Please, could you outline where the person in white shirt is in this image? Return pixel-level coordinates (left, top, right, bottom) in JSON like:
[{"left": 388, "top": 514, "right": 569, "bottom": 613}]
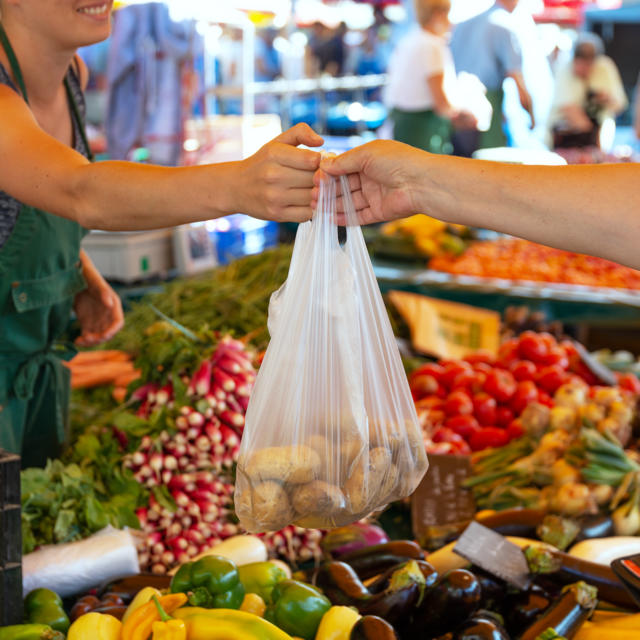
[
  {"left": 384, "top": 0, "right": 476, "bottom": 154},
  {"left": 549, "top": 33, "right": 627, "bottom": 149}
]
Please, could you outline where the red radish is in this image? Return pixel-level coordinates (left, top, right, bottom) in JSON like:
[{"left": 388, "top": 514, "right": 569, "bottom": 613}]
[
  {"left": 224, "top": 394, "right": 244, "bottom": 415},
  {"left": 131, "top": 383, "right": 157, "bottom": 403},
  {"left": 186, "top": 427, "right": 201, "bottom": 441},
  {"left": 195, "top": 435, "right": 211, "bottom": 452},
  {"left": 161, "top": 470, "right": 173, "bottom": 485},
  {"left": 132, "top": 451, "right": 147, "bottom": 467},
  {"left": 151, "top": 564, "right": 167, "bottom": 575},
  {"left": 213, "top": 369, "right": 236, "bottom": 392},
  {"left": 172, "top": 491, "right": 190, "bottom": 508},
  {"left": 156, "top": 382, "right": 173, "bottom": 406},
  {"left": 161, "top": 551, "right": 175, "bottom": 566},
  {"left": 188, "top": 411, "right": 205, "bottom": 428},
  {"left": 175, "top": 416, "right": 189, "bottom": 431},
  {"left": 219, "top": 410, "right": 244, "bottom": 429}
]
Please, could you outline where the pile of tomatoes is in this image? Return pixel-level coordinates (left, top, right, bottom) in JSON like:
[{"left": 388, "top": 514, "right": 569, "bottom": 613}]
[{"left": 410, "top": 331, "right": 637, "bottom": 454}]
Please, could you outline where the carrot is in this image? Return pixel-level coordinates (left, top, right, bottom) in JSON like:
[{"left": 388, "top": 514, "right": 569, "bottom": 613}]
[
  {"left": 112, "top": 386, "right": 128, "bottom": 403},
  {"left": 113, "top": 369, "right": 141, "bottom": 388},
  {"left": 70, "top": 350, "right": 132, "bottom": 366},
  {"left": 70, "top": 361, "right": 136, "bottom": 389}
]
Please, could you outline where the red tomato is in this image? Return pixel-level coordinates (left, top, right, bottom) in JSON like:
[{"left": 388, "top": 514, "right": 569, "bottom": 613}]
[
  {"left": 506, "top": 419, "right": 525, "bottom": 441},
  {"left": 517, "top": 331, "right": 549, "bottom": 363},
  {"left": 472, "top": 362, "right": 493, "bottom": 375},
  {"left": 560, "top": 340, "right": 578, "bottom": 359},
  {"left": 463, "top": 351, "right": 496, "bottom": 366},
  {"left": 432, "top": 427, "right": 467, "bottom": 447},
  {"left": 511, "top": 380, "right": 539, "bottom": 415},
  {"left": 510, "top": 360, "right": 537, "bottom": 382},
  {"left": 496, "top": 406, "right": 515, "bottom": 428},
  {"left": 472, "top": 392, "right": 498, "bottom": 426},
  {"left": 498, "top": 338, "right": 520, "bottom": 367},
  {"left": 536, "top": 365, "right": 567, "bottom": 394},
  {"left": 537, "top": 390, "right": 553, "bottom": 407},
  {"left": 538, "top": 332, "right": 558, "bottom": 350},
  {"left": 410, "top": 363, "right": 445, "bottom": 383},
  {"left": 618, "top": 373, "right": 640, "bottom": 395},
  {"left": 570, "top": 361, "right": 600, "bottom": 386},
  {"left": 469, "top": 427, "right": 510, "bottom": 451},
  {"left": 428, "top": 410, "right": 446, "bottom": 427},
  {"left": 410, "top": 373, "right": 440, "bottom": 399},
  {"left": 483, "top": 369, "right": 517, "bottom": 403},
  {"left": 452, "top": 370, "right": 487, "bottom": 394},
  {"left": 445, "top": 415, "right": 480, "bottom": 440},
  {"left": 440, "top": 362, "right": 473, "bottom": 390},
  {"left": 541, "top": 347, "right": 569, "bottom": 369},
  {"left": 444, "top": 390, "right": 473, "bottom": 417},
  {"left": 414, "top": 396, "right": 445, "bottom": 411}
]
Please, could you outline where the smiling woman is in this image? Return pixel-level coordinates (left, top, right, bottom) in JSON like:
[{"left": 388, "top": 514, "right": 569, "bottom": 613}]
[{"left": 0, "top": 0, "right": 324, "bottom": 467}]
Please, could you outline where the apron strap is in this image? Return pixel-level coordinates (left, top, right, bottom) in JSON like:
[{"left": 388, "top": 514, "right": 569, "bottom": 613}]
[
  {"left": 12, "top": 343, "right": 77, "bottom": 443},
  {"left": 0, "top": 21, "right": 29, "bottom": 101},
  {"left": 64, "top": 75, "right": 94, "bottom": 162}
]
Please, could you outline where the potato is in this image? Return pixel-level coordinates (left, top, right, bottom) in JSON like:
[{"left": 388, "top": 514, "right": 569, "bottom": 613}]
[
  {"left": 343, "top": 447, "right": 393, "bottom": 514},
  {"left": 291, "top": 480, "right": 346, "bottom": 516},
  {"left": 235, "top": 481, "right": 292, "bottom": 530},
  {"left": 245, "top": 445, "right": 321, "bottom": 484}
]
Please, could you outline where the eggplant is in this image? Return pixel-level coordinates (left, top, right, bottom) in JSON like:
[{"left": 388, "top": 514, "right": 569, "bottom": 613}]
[
  {"left": 471, "top": 568, "right": 507, "bottom": 610},
  {"left": 502, "top": 585, "right": 551, "bottom": 637},
  {"left": 573, "top": 514, "right": 614, "bottom": 541},
  {"left": 99, "top": 573, "right": 170, "bottom": 598},
  {"left": 526, "top": 546, "right": 635, "bottom": 608},
  {"left": 350, "top": 615, "right": 398, "bottom": 640},
  {"left": 408, "top": 569, "right": 482, "bottom": 638},
  {"left": 476, "top": 508, "right": 547, "bottom": 539},
  {"left": 313, "top": 560, "right": 426, "bottom": 627},
  {"left": 338, "top": 540, "right": 425, "bottom": 580},
  {"left": 453, "top": 611, "right": 510, "bottom": 640},
  {"left": 520, "top": 581, "right": 598, "bottom": 640},
  {"left": 367, "top": 560, "right": 438, "bottom": 594}
]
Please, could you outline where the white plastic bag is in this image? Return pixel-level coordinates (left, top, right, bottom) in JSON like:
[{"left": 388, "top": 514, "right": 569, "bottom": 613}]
[{"left": 235, "top": 176, "right": 428, "bottom": 532}]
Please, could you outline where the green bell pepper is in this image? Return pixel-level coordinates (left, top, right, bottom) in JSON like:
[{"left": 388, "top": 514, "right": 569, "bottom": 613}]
[
  {"left": 264, "top": 579, "right": 331, "bottom": 640},
  {"left": 0, "top": 624, "right": 64, "bottom": 640},
  {"left": 170, "top": 555, "right": 245, "bottom": 609},
  {"left": 238, "top": 561, "right": 288, "bottom": 605},
  {"left": 23, "top": 589, "right": 69, "bottom": 633}
]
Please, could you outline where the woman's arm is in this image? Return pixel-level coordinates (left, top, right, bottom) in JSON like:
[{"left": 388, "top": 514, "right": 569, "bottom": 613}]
[
  {"left": 427, "top": 73, "right": 456, "bottom": 120},
  {"left": 0, "top": 85, "right": 322, "bottom": 228},
  {"left": 318, "top": 140, "right": 640, "bottom": 270}
]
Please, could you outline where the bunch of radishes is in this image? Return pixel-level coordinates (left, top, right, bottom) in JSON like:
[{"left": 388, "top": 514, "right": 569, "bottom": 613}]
[
  {"left": 260, "top": 526, "right": 324, "bottom": 565},
  {"left": 135, "top": 470, "right": 238, "bottom": 573}
]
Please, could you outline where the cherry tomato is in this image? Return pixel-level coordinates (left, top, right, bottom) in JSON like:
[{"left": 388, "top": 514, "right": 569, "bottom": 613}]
[
  {"left": 618, "top": 373, "right": 640, "bottom": 395},
  {"left": 496, "top": 406, "right": 515, "bottom": 428},
  {"left": 498, "top": 338, "right": 520, "bottom": 367},
  {"left": 510, "top": 360, "right": 537, "bottom": 382},
  {"left": 410, "top": 373, "right": 440, "bottom": 400},
  {"left": 483, "top": 369, "right": 517, "bottom": 403},
  {"left": 541, "top": 346, "right": 570, "bottom": 369},
  {"left": 428, "top": 410, "right": 446, "bottom": 427},
  {"left": 506, "top": 419, "right": 525, "bottom": 441},
  {"left": 511, "top": 380, "right": 539, "bottom": 415},
  {"left": 444, "top": 390, "right": 474, "bottom": 417},
  {"left": 432, "top": 427, "right": 467, "bottom": 446},
  {"left": 536, "top": 364, "right": 567, "bottom": 394},
  {"left": 415, "top": 396, "right": 445, "bottom": 411},
  {"left": 452, "top": 370, "right": 487, "bottom": 394},
  {"left": 537, "top": 390, "right": 554, "bottom": 407},
  {"left": 411, "top": 362, "right": 445, "bottom": 382},
  {"left": 440, "top": 362, "right": 473, "bottom": 390},
  {"left": 517, "top": 331, "right": 549, "bottom": 363},
  {"left": 469, "top": 427, "right": 510, "bottom": 451},
  {"left": 472, "top": 362, "right": 494, "bottom": 375},
  {"left": 472, "top": 392, "right": 498, "bottom": 426},
  {"left": 463, "top": 351, "right": 496, "bottom": 366},
  {"left": 445, "top": 415, "right": 480, "bottom": 441},
  {"left": 571, "top": 361, "right": 600, "bottom": 386}
]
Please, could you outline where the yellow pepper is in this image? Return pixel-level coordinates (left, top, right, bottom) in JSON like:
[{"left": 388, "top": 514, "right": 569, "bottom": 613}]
[
  {"left": 150, "top": 595, "right": 187, "bottom": 640},
  {"left": 240, "top": 593, "right": 267, "bottom": 617},
  {"left": 315, "top": 606, "right": 361, "bottom": 640},
  {"left": 173, "top": 607, "right": 293, "bottom": 640},
  {"left": 575, "top": 621, "right": 640, "bottom": 639},
  {"left": 122, "top": 587, "right": 163, "bottom": 625},
  {"left": 591, "top": 613, "right": 640, "bottom": 629},
  {"left": 121, "top": 592, "right": 188, "bottom": 640},
  {"left": 67, "top": 612, "right": 121, "bottom": 640}
]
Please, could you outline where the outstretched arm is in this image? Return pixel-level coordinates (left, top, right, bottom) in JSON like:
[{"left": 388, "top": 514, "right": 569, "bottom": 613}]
[{"left": 317, "top": 140, "right": 640, "bottom": 270}]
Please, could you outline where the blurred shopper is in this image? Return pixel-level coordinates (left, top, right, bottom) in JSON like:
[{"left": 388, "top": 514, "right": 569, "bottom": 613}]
[
  {"left": 450, "top": 0, "right": 534, "bottom": 153},
  {"left": 255, "top": 28, "right": 280, "bottom": 82},
  {"left": 385, "top": 0, "right": 477, "bottom": 155},
  {"left": 309, "top": 21, "right": 347, "bottom": 77},
  {"left": 549, "top": 33, "right": 627, "bottom": 150},
  {"left": 634, "top": 72, "right": 640, "bottom": 141}
]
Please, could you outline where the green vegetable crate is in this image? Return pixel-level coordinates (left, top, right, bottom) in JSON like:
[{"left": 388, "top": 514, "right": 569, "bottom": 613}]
[{"left": 0, "top": 449, "right": 22, "bottom": 626}]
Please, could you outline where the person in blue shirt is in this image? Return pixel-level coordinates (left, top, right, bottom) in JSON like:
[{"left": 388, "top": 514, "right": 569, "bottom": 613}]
[{"left": 450, "top": 0, "right": 534, "bottom": 153}]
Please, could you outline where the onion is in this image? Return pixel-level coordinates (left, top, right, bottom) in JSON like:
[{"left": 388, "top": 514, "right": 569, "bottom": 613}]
[{"left": 321, "top": 522, "right": 389, "bottom": 557}]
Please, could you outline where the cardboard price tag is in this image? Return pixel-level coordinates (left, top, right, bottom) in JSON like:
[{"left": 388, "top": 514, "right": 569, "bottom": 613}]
[
  {"left": 389, "top": 291, "right": 500, "bottom": 360},
  {"left": 411, "top": 453, "right": 476, "bottom": 546}
]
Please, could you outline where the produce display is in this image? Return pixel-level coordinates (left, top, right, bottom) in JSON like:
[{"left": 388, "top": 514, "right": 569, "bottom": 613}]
[
  {"left": 429, "top": 237, "right": 640, "bottom": 289},
  {"left": 408, "top": 331, "right": 632, "bottom": 454}
]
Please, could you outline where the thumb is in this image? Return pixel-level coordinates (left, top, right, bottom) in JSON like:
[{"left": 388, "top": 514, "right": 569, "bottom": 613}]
[
  {"left": 320, "top": 147, "right": 364, "bottom": 176},
  {"left": 100, "top": 287, "right": 114, "bottom": 308},
  {"left": 275, "top": 123, "right": 323, "bottom": 148}
]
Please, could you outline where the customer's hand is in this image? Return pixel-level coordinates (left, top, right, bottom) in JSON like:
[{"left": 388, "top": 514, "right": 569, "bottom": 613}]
[
  {"left": 235, "top": 123, "right": 323, "bottom": 222},
  {"left": 313, "top": 140, "right": 426, "bottom": 224}
]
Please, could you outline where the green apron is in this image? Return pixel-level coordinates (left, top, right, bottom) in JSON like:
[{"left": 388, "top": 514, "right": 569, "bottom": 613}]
[
  {"left": 390, "top": 108, "right": 453, "bottom": 155},
  {"left": 0, "top": 24, "right": 92, "bottom": 468},
  {"left": 478, "top": 88, "right": 506, "bottom": 150}
]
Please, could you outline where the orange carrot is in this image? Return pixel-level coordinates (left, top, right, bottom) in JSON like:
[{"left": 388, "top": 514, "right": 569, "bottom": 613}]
[
  {"left": 70, "top": 361, "right": 136, "bottom": 389},
  {"left": 70, "top": 350, "right": 132, "bottom": 366},
  {"left": 113, "top": 369, "right": 141, "bottom": 388},
  {"left": 112, "top": 386, "right": 128, "bottom": 403}
]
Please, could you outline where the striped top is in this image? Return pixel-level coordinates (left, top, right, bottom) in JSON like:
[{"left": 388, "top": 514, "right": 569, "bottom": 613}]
[{"left": 0, "top": 61, "right": 89, "bottom": 248}]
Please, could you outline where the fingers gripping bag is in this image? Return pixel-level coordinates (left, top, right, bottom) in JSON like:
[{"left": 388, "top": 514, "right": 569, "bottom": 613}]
[{"left": 235, "top": 176, "right": 428, "bottom": 532}]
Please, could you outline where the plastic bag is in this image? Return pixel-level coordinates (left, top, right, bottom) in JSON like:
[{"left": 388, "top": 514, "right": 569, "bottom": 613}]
[{"left": 235, "top": 176, "right": 428, "bottom": 532}]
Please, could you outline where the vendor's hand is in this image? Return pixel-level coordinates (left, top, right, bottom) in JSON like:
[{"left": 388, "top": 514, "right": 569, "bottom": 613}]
[
  {"left": 313, "top": 140, "right": 426, "bottom": 225},
  {"left": 452, "top": 110, "right": 478, "bottom": 131},
  {"left": 235, "top": 123, "right": 323, "bottom": 223},
  {"left": 74, "top": 257, "right": 124, "bottom": 347}
]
